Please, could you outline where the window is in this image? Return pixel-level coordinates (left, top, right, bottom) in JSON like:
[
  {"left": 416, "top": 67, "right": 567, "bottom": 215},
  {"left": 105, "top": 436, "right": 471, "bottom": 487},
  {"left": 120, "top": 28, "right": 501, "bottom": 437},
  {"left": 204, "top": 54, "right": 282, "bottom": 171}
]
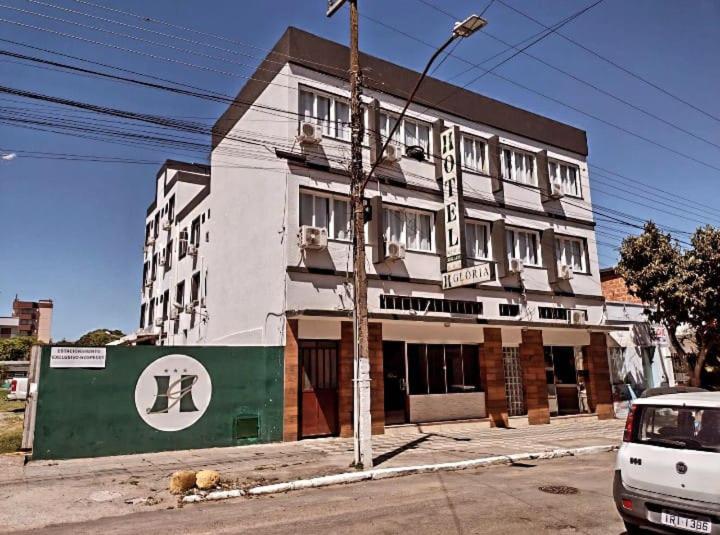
[
  {"left": 501, "top": 147, "right": 536, "bottom": 185},
  {"left": 549, "top": 161, "right": 580, "bottom": 197},
  {"left": 190, "top": 217, "right": 201, "bottom": 248},
  {"left": 148, "top": 298, "right": 155, "bottom": 324},
  {"left": 175, "top": 281, "right": 185, "bottom": 307},
  {"left": 539, "top": 307, "right": 569, "bottom": 321},
  {"left": 142, "top": 261, "right": 149, "bottom": 286},
  {"left": 139, "top": 303, "right": 146, "bottom": 328},
  {"left": 162, "top": 290, "right": 169, "bottom": 320},
  {"left": 299, "top": 191, "right": 351, "bottom": 240},
  {"left": 379, "top": 113, "right": 431, "bottom": 156},
  {"left": 556, "top": 236, "right": 586, "bottom": 272},
  {"left": 165, "top": 239, "right": 173, "bottom": 270},
  {"left": 167, "top": 195, "right": 175, "bottom": 222},
  {"left": 179, "top": 229, "right": 188, "bottom": 259},
  {"left": 499, "top": 303, "right": 520, "bottom": 317},
  {"left": 634, "top": 406, "right": 720, "bottom": 451},
  {"left": 191, "top": 272, "right": 200, "bottom": 303},
  {"left": 299, "top": 88, "right": 351, "bottom": 141},
  {"left": 151, "top": 253, "right": 157, "bottom": 280},
  {"left": 465, "top": 221, "right": 491, "bottom": 259},
  {"left": 506, "top": 228, "right": 540, "bottom": 266},
  {"left": 407, "top": 344, "right": 481, "bottom": 395},
  {"left": 462, "top": 136, "right": 486, "bottom": 173},
  {"left": 384, "top": 206, "right": 434, "bottom": 252},
  {"left": 153, "top": 212, "right": 160, "bottom": 238},
  {"left": 380, "top": 295, "right": 483, "bottom": 315}
]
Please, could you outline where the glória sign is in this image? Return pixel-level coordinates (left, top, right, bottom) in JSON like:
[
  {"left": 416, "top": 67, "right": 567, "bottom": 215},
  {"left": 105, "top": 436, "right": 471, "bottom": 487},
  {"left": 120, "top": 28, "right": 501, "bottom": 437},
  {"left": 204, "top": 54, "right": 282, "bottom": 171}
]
[{"left": 442, "top": 263, "right": 492, "bottom": 290}]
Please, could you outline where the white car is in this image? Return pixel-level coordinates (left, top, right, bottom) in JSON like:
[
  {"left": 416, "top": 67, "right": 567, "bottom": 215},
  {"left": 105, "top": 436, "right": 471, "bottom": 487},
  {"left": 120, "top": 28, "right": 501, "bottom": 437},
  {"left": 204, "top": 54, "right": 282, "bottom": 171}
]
[{"left": 614, "top": 392, "right": 720, "bottom": 534}]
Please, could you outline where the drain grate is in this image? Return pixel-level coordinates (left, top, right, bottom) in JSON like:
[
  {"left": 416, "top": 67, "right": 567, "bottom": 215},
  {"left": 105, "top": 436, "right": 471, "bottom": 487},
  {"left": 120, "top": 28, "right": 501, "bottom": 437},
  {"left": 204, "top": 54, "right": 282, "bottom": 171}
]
[{"left": 539, "top": 485, "right": 579, "bottom": 495}]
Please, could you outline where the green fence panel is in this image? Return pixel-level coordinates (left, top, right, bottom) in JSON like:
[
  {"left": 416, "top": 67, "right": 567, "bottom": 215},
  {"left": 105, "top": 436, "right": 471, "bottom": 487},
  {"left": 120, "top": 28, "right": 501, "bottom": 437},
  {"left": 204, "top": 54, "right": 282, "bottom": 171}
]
[{"left": 32, "top": 345, "right": 284, "bottom": 460}]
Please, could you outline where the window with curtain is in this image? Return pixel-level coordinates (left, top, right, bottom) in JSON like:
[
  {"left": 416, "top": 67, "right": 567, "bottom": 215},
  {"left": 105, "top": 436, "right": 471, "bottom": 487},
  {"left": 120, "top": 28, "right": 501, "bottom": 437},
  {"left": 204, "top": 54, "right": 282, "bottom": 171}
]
[
  {"left": 299, "top": 88, "right": 351, "bottom": 140},
  {"left": 549, "top": 161, "right": 581, "bottom": 197},
  {"left": 465, "top": 221, "right": 491, "bottom": 259},
  {"left": 299, "top": 191, "right": 350, "bottom": 241},
  {"left": 461, "top": 136, "right": 486, "bottom": 173},
  {"left": 506, "top": 228, "right": 540, "bottom": 265},
  {"left": 501, "top": 147, "right": 537, "bottom": 185},
  {"left": 556, "top": 236, "right": 586, "bottom": 272},
  {"left": 383, "top": 206, "right": 434, "bottom": 252},
  {"left": 379, "top": 113, "right": 431, "bottom": 156}
]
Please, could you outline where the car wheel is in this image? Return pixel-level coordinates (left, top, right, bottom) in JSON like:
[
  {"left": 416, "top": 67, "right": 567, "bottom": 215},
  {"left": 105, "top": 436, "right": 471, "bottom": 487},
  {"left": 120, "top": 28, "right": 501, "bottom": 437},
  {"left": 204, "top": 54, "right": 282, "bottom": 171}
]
[{"left": 624, "top": 521, "right": 644, "bottom": 534}]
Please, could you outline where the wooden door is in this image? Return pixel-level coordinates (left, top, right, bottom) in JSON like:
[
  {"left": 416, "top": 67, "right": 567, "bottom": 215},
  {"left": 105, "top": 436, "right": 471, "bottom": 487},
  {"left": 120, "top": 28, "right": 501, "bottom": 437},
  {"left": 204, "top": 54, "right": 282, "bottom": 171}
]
[{"left": 300, "top": 341, "right": 339, "bottom": 438}]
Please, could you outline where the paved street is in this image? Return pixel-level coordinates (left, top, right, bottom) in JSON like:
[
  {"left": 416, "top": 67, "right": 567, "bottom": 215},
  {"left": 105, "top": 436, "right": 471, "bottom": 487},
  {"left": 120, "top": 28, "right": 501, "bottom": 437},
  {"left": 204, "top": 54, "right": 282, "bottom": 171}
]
[
  {"left": 0, "top": 416, "right": 623, "bottom": 532},
  {"left": 12, "top": 452, "right": 625, "bottom": 534}
]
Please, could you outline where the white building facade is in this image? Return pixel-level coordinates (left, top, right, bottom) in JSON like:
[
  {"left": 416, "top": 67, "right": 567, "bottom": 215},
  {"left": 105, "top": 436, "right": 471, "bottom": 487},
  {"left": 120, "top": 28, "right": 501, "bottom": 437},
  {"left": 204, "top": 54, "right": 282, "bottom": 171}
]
[{"left": 140, "top": 28, "right": 618, "bottom": 440}]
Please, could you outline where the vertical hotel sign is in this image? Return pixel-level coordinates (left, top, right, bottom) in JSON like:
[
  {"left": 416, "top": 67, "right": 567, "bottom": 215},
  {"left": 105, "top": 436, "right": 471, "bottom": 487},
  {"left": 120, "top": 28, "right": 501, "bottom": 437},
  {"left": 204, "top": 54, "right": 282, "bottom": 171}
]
[{"left": 441, "top": 126, "right": 465, "bottom": 271}]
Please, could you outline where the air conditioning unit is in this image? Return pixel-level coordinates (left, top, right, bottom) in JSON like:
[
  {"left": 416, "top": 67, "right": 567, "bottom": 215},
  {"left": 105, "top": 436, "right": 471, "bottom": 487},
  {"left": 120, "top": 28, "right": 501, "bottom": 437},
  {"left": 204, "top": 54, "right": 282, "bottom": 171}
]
[
  {"left": 145, "top": 237, "right": 156, "bottom": 247},
  {"left": 144, "top": 280, "right": 153, "bottom": 288},
  {"left": 385, "top": 241, "right": 406, "bottom": 261},
  {"left": 382, "top": 143, "right": 402, "bottom": 163},
  {"left": 188, "top": 244, "right": 199, "bottom": 257},
  {"left": 154, "top": 318, "right": 163, "bottom": 327},
  {"left": 558, "top": 264, "right": 574, "bottom": 280},
  {"left": 569, "top": 310, "right": 586, "bottom": 325},
  {"left": 509, "top": 258, "right": 524, "bottom": 273},
  {"left": 184, "top": 304, "right": 194, "bottom": 315},
  {"left": 296, "top": 121, "right": 323, "bottom": 144},
  {"left": 162, "top": 219, "right": 172, "bottom": 231},
  {"left": 298, "top": 225, "right": 328, "bottom": 250},
  {"left": 158, "top": 257, "right": 166, "bottom": 267},
  {"left": 169, "top": 308, "right": 179, "bottom": 321},
  {"left": 549, "top": 180, "right": 564, "bottom": 199}
]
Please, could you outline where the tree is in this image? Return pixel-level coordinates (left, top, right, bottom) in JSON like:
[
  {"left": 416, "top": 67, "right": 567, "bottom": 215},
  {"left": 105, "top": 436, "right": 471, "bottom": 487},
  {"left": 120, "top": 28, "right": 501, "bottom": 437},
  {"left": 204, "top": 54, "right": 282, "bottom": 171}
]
[
  {"left": 74, "top": 329, "right": 125, "bottom": 347},
  {"left": 618, "top": 222, "right": 720, "bottom": 387},
  {"left": 0, "top": 336, "right": 38, "bottom": 361}
]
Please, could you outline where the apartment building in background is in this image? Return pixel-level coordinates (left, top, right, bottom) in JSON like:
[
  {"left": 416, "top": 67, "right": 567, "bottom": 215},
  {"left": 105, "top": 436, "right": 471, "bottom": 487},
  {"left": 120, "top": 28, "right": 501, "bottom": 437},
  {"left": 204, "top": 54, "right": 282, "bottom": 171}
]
[
  {"left": 139, "top": 27, "right": 618, "bottom": 440},
  {"left": 0, "top": 316, "right": 19, "bottom": 339},
  {"left": 9, "top": 297, "right": 53, "bottom": 343}
]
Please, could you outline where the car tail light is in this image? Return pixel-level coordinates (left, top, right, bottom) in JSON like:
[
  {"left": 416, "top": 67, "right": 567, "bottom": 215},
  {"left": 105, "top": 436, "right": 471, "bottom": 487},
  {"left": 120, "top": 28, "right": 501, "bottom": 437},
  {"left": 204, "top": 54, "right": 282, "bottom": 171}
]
[
  {"left": 623, "top": 404, "right": 638, "bottom": 442},
  {"left": 9, "top": 379, "right": 17, "bottom": 393},
  {"left": 621, "top": 498, "right": 633, "bottom": 511}
]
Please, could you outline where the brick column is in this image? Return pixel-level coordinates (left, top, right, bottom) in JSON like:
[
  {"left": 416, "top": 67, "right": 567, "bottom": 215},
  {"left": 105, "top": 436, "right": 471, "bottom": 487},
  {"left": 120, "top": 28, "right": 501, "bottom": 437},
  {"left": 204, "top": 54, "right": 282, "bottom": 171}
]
[
  {"left": 586, "top": 332, "right": 614, "bottom": 420},
  {"left": 479, "top": 328, "right": 509, "bottom": 427},
  {"left": 339, "top": 321, "right": 385, "bottom": 437},
  {"left": 520, "top": 329, "right": 550, "bottom": 425},
  {"left": 369, "top": 322, "right": 385, "bottom": 435},
  {"left": 283, "top": 319, "right": 300, "bottom": 441}
]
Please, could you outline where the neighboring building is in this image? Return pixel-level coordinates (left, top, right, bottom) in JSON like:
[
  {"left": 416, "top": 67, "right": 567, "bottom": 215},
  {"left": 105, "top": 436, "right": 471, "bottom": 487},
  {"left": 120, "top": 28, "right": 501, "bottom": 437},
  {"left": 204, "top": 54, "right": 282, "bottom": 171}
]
[
  {"left": 11, "top": 297, "right": 53, "bottom": 343},
  {"left": 600, "top": 267, "right": 677, "bottom": 417},
  {"left": 140, "top": 27, "right": 618, "bottom": 440},
  {"left": 138, "top": 160, "right": 210, "bottom": 345},
  {"left": 0, "top": 316, "right": 19, "bottom": 339}
]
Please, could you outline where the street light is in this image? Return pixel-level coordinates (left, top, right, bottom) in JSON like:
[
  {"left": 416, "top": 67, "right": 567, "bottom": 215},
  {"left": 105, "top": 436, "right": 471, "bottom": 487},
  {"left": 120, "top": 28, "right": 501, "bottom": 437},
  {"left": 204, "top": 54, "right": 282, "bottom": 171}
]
[{"left": 363, "top": 14, "right": 487, "bottom": 187}]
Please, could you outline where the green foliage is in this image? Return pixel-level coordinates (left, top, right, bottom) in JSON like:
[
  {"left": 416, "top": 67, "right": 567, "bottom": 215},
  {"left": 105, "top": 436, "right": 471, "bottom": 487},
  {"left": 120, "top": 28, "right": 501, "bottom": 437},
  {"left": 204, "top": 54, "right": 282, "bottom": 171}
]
[
  {"left": 74, "top": 329, "right": 125, "bottom": 347},
  {"left": 0, "top": 336, "right": 38, "bottom": 361},
  {"left": 618, "top": 222, "right": 720, "bottom": 387}
]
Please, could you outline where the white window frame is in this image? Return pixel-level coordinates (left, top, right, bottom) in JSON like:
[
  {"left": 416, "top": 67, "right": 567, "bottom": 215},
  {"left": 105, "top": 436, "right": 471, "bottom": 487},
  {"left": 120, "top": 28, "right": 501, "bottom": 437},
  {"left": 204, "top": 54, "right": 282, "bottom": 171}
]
[
  {"left": 379, "top": 112, "right": 432, "bottom": 158},
  {"left": 461, "top": 135, "right": 487, "bottom": 174},
  {"left": 501, "top": 146, "right": 537, "bottom": 186},
  {"left": 298, "top": 87, "right": 351, "bottom": 141},
  {"left": 465, "top": 220, "right": 492, "bottom": 260},
  {"left": 384, "top": 206, "right": 435, "bottom": 253},
  {"left": 506, "top": 227, "right": 541, "bottom": 267},
  {"left": 555, "top": 235, "right": 587, "bottom": 273},
  {"left": 549, "top": 160, "right": 581, "bottom": 197},
  {"left": 299, "top": 190, "right": 351, "bottom": 241}
]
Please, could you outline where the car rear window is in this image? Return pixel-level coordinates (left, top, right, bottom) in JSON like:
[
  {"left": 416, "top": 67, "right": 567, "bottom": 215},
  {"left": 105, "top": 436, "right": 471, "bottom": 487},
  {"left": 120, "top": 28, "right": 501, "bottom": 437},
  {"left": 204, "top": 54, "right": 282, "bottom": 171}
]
[{"left": 635, "top": 405, "right": 720, "bottom": 452}]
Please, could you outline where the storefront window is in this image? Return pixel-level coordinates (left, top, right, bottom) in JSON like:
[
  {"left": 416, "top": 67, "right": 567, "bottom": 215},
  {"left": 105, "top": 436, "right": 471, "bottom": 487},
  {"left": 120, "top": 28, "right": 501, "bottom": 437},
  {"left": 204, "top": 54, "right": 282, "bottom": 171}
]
[{"left": 407, "top": 344, "right": 481, "bottom": 395}]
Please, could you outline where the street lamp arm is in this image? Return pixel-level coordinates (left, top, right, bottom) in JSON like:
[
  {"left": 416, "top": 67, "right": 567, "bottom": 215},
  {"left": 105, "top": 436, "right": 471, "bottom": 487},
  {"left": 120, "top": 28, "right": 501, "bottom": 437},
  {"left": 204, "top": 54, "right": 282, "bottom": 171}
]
[{"left": 361, "top": 33, "right": 457, "bottom": 190}]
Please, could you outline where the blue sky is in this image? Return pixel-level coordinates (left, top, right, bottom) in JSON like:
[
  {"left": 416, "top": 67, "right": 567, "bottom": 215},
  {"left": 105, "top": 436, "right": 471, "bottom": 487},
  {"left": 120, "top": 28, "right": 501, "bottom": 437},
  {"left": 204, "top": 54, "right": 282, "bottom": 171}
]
[{"left": 1, "top": 0, "right": 718, "bottom": 341}]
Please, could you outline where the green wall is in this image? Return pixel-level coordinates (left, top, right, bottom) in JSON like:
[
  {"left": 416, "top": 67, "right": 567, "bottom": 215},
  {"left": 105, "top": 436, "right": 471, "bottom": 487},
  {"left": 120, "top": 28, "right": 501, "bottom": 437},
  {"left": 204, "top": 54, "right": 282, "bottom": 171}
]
[{"left": 32, "top": 346, "right": 284, "bottom": 460}]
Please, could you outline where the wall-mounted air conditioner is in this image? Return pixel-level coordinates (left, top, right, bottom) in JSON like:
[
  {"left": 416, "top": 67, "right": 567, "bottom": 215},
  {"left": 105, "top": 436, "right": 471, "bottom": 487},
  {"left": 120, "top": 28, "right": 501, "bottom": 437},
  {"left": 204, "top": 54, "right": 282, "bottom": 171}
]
[
  {"left": 385, "top": 241, "right": 406, "bottom": 261},
  {"left": 162, "top": 219, "right": 172, "bottom": 231},
  {"left": 188, "top": 244, "right": 198, "bottom": 257},
  {"left": 145, "top": 237, "right": 156, "bottom": 247},
  {"left": 549, "top": 180, "right": 564, "bottom": 200},
  {"left": 154, "top": 318, "right": 163, "bottom": 327},
  {"left": 184, "top": 304, "right": 194, "bottom": 315},
  {"left": 569, "top": 310, "right": 586, "bottom": 325},
  {"left": 509, "top": 258, "right": 524, "bottom": 273},
  {"left": 169, "top": 308, "right": 179, "bottom": 321},
  {"left": 298, "top": 225, "right": 328, "bottom": 250},
  {"left": 158, "top": 257, "right": 166, "bottom": 267},
  {"left": 558, "top": 264, "right": 574, "bottom": 280},
  {"left": 382, "top": 143, "right": 402, "bottom": 163},
  {"left": 296, "top": 121, "right": 323, "bottom": 144}
]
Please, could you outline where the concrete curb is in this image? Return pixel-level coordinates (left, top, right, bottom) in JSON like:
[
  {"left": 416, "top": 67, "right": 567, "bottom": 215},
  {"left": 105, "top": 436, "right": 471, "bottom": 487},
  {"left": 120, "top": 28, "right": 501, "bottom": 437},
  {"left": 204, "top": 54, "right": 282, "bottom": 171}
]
[{"left": 182, "top": 444, "right": 618, "bottom": 504}]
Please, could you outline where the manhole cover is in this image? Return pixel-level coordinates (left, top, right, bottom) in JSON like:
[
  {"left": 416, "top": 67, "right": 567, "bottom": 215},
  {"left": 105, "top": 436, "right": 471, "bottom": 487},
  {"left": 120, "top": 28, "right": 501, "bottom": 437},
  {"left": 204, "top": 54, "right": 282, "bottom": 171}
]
[{"left": 538, "top": 485, "right": 579, "bottom": 495}]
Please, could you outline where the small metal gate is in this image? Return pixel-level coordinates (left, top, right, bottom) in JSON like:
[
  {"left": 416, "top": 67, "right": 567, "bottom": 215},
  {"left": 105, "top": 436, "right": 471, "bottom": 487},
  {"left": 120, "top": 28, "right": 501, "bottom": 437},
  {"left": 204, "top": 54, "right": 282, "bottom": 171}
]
[{"left": 503, "top": 347, "right": 526, "bottom": 416}]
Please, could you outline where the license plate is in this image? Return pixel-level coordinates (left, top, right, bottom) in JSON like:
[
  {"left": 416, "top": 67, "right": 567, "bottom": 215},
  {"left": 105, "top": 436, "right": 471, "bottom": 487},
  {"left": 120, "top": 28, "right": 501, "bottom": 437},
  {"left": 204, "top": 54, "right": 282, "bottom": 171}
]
[{"left": 661, "top": 511, "right": 712, "bottom": 534}]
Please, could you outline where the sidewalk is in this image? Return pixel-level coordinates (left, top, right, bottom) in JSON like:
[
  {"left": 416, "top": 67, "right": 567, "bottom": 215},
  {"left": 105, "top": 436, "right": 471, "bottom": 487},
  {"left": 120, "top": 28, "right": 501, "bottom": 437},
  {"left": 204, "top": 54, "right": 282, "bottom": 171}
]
[{"left": 0, "top": 416, "right": 623, "bottom": 532}]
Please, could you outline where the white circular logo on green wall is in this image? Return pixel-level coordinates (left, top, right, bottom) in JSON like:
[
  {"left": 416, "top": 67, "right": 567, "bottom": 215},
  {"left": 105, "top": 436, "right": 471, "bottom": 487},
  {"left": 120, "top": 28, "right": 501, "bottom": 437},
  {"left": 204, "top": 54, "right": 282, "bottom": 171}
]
[{"left": 135, "top": 354, "right": 212, "bottom": 432}]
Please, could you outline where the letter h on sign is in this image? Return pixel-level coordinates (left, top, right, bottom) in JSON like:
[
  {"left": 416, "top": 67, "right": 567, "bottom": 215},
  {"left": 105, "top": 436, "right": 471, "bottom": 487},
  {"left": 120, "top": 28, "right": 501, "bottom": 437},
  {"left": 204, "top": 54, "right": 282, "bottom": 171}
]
[{"left": 440, "top": 126, "right": 466, "bottom": 271}]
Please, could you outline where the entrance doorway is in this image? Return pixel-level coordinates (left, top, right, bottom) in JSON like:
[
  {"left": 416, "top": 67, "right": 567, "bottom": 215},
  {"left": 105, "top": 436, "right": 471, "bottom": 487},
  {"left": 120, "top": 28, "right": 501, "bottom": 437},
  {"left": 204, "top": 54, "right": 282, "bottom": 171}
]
[
  {"left": 545, "top": 346, "right": 581, "bottom": 415},
  {"left": 300, "top": 341, "right": 338, "bottom": 438},
  {"left": 383, "top": 342, "right": 407, "bottom": 424},
  {"left": 503, "top": 347, "right": 526, "bottom": 416}
]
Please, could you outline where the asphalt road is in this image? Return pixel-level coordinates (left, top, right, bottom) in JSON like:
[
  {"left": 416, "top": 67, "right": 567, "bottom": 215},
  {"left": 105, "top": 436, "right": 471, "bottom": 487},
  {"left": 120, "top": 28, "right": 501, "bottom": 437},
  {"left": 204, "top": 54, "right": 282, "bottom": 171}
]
[{"left": 14, "top": 452, "right": 627, "bottom": 535}]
